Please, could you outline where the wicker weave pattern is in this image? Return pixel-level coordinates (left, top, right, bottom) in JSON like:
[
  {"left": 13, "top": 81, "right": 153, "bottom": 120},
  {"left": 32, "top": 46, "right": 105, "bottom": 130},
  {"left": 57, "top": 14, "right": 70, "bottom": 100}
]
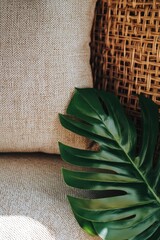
[{"left": 91, "top": 0, "right": 160, "bottom": 117}]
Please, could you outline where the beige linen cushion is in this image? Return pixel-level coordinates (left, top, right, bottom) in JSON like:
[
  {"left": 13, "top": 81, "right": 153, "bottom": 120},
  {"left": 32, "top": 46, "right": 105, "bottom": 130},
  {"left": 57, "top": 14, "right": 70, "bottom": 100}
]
[
  {"left": 0, "top": 0, "right": 96, "bottom": 153},
  {"left": 0, "top": 153, "right": 99, "bottom": 240}
]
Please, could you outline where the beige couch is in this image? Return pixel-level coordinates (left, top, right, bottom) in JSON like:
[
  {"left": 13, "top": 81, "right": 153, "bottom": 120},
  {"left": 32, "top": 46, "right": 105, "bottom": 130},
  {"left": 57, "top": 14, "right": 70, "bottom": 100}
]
[
  {"left": 0, "top": 153, "right": 99, "bottom": 240},
  {"left": 0, "top": 0, "right": 99, "bottom": 239}
]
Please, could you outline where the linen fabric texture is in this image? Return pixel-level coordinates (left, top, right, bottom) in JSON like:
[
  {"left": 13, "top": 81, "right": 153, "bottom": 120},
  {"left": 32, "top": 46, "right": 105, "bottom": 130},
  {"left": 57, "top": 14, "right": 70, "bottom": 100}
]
[
  {"left": 0, "top": 153, "right": 99, "bottom": 240},
  {"left": 0, "top": 0, "right": 96, "bottom": 153}
]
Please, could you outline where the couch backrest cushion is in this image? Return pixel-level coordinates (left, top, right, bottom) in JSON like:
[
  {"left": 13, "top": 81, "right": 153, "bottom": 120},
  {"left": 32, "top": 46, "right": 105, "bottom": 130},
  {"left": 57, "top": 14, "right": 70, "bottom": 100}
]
[{"left": 0, "top": 0, "right": 96, "bottom": 153}]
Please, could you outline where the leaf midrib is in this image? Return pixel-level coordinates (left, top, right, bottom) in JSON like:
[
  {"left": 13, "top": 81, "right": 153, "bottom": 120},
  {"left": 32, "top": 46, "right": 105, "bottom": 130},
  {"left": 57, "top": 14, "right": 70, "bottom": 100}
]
[
  {"left": 122, "top": 149, "right": 160, "bottom": 206},
  {"left": 100, "top": 116, "right": 160, "bottom": 206},
  {"left": 77, "top": 92, "right": 160, "bottom": 206}
]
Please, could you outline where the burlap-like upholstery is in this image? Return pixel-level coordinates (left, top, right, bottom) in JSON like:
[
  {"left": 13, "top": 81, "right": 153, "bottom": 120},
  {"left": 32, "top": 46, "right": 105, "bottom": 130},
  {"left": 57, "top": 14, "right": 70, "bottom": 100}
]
[
  {"left": 0, "top": 153, "right": 99, "bottom": 240},
  {"left": 0, "top": 0, "right": 96, "bottom": 153}
]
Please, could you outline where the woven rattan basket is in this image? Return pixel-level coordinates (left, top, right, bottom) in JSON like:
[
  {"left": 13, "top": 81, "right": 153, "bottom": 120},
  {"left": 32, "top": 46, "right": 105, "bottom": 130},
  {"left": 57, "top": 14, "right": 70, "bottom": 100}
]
[{"left": 91, "top": 0, "right": 160, "bottom": 157}]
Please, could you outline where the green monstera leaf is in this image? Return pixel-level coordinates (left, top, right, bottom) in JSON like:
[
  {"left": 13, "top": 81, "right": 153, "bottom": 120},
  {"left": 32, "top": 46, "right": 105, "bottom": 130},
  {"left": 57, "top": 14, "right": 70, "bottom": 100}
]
[{"left": 59, "top": 88, "right": 160, "bottom": 240}]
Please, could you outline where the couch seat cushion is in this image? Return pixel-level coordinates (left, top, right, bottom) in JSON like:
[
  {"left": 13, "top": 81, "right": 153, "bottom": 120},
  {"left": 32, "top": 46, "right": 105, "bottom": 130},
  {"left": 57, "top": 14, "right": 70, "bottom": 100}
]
[{"left": 0, "top": 153, "right": 99, "bottom": 240}]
